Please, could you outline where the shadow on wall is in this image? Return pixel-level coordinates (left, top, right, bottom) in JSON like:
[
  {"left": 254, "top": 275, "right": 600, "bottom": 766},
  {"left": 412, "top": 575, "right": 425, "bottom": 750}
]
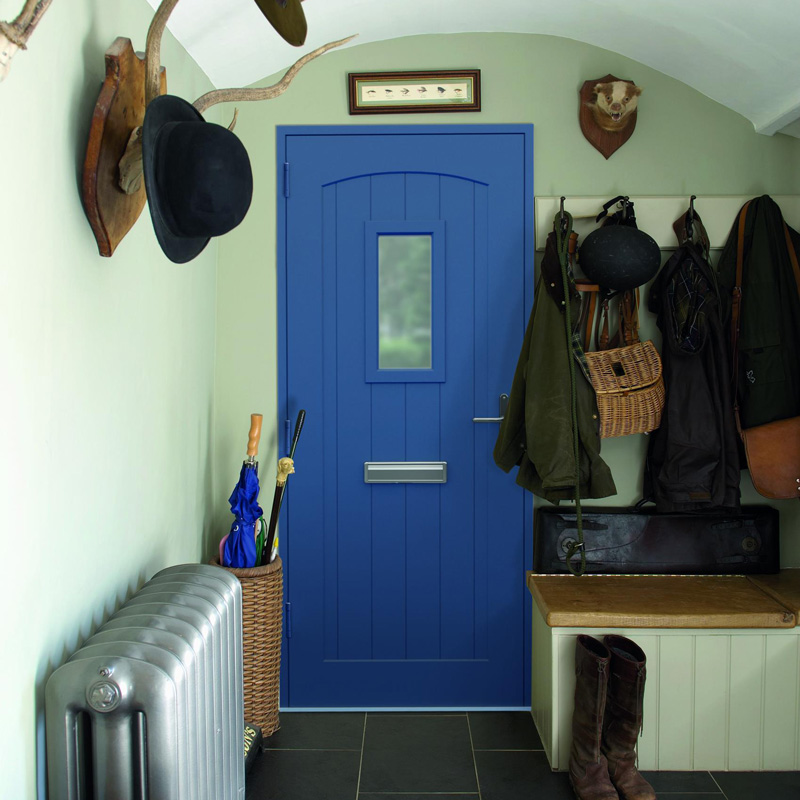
[
  {"left": 73, "top": 1, "right": 107, "bottom": 192},
  {"left": 35, "top": 564, "right": 151, "bottom": 799}
]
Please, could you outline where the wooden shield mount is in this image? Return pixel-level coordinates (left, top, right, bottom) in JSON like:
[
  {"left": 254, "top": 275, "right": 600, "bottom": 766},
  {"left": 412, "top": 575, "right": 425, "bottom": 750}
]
[
  {"left": 82, "top": 38, "right": 166, "bottom": 258},
  {"left": 579, "top": 74, "right": 638, "bottom": 160}
]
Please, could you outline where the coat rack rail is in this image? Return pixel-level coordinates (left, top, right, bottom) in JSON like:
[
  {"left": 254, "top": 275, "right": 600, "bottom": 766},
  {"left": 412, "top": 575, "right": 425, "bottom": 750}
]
[{"left": 535, "top": 195, "right": 800, "bottom": 251}]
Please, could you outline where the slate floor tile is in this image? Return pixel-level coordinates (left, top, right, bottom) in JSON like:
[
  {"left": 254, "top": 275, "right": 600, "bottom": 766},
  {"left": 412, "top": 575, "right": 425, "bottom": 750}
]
[
  {"left": 645, "top": 795, "right": 722, "bottom": 799},
  {"left": 468, "top": 711, "right": 543, "bottom": 750},
  {"left": 359, "top": 713, "right": 478, "bottom": 793},
  {"left": 474, "top": 750, "right": 573, "bottom": 800},
  {"left": 246, "top": 749, "right": 361, "bottom": 800},
  {"left": 640, "top": 770, "right": 720, "bottom": 793},
  {"left": 711, "top": 770, "right": 800, "bottom": 800},
  {"left": 263, "top": 711, "right": 365, "bottom": 750}
]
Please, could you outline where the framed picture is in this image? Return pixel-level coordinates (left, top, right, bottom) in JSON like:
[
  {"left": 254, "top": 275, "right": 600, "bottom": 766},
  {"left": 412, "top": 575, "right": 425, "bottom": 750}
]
[{"left": 348, "top": 70, "right": 481, "bottom": 115}]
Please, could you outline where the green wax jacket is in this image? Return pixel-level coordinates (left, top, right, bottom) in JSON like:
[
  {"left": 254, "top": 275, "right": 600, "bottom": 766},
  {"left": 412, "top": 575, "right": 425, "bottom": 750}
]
[
  {"left": 717, "top": 195, "right": 800, "bottom": 429},
  {"left": 493, "top": 235, "right": 617, "bottom": 502}
]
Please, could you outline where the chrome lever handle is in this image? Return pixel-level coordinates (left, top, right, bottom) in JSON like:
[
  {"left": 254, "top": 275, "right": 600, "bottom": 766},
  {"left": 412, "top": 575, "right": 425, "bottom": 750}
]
[{"left": 472, "top": 393, "right": 508, "bottom": 423}]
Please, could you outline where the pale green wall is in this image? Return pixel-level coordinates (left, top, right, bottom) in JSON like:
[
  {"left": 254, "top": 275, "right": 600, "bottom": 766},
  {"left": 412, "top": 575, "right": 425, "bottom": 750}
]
[
  {"left": 0, "top": 1, "right": 220, "bottom": 796},
  {"left": 216, "top": 32, "right": 800, "bottom": 567}
]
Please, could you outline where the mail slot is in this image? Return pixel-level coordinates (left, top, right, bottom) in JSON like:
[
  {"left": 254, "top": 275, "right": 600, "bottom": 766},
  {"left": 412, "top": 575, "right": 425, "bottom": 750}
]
[{"left": 364, "top": 462, "right": 447, "bottom": 484}]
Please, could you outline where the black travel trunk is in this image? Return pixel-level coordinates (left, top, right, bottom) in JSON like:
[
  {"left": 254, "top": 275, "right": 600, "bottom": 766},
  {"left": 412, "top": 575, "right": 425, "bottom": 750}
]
[{"left": 534, "top": 506, "right": 779, "bottom": 574}]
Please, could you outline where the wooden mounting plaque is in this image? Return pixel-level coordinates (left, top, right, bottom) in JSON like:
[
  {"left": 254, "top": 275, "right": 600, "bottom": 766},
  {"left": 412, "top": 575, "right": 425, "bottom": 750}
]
[
  {"left": 82, "top": 37, "right": 166, "bottom": 257},
  {"left": 579, "top": 73, "right": 637, "bottom": 160}
]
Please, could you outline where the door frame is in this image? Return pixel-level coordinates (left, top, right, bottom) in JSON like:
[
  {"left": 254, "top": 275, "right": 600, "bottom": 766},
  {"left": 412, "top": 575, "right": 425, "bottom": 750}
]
[{"left": 276, "top": 124, "right": 535, "bottom": 709}]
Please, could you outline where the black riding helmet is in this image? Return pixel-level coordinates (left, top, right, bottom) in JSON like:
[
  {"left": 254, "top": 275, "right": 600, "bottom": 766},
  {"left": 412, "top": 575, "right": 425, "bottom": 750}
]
[{"left": 579, "top": 223, "right": 661, "bottom": 291}]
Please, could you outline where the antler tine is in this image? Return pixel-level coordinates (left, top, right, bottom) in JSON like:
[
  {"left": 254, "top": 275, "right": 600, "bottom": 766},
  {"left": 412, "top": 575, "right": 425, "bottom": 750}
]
[
  {"left": 192, "top": 34, "right": 357, "bottom": 114},
  {"left": 145, "top": 0, "right": 180, "bottom": 106},
  {"left": 1, "top": 0, "right": 52, "bottom": 48}
]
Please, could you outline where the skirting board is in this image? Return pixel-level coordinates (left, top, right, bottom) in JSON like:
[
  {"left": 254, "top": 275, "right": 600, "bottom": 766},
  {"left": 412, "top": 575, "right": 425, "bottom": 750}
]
[{"left": 535, "top": 195, "right": 800, "bottom": 251}]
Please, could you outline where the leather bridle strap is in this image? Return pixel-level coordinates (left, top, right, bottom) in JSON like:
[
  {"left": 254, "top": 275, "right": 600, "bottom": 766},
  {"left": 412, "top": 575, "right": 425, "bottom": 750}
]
[
  {"left": 730, "top": 201, "right": 751, "bottom": 423},
  {"left": 783, "top": 222, "right": 800, "bottom": 300}
]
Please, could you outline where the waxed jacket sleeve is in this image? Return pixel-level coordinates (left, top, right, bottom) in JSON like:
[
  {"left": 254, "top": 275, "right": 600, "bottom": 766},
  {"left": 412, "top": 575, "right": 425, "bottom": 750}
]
[{"left": 494, "top": 250, "right": 616, "bottom": 502}]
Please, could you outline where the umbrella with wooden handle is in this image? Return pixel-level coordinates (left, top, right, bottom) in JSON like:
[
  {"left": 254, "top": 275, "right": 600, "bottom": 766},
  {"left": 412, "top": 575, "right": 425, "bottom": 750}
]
[
  {"left": 223, "top": 413, "right": 264, "bottom": 568},
  {"left": 261, "top": 410, "right": 305, "bottom": 564}
]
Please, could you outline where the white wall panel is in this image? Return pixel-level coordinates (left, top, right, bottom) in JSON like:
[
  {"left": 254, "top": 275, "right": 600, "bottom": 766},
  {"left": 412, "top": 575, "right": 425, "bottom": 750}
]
[
  {"left": 693, "top": 636, "right": 730, "bottom": 771},
  {"left": 532, "top": 618, "right": 800, "bottom": 772},
  {"left": 657, "top": 636, "right": 695, "bottom": 769},
  {"left": 531, "top": 608, "right": 554, "bottom": 764},
  {"left": 556, "top": 634, "right": 578, "bottom": 770},
  {"left": 633, "top": 634, "right": 661, "bottom": 771},
  {"left": 762, "top": 634, "right": 800, "bottom": 770},
  {"left": 728, "top": 635, "right": 765, "bottom": 771}
]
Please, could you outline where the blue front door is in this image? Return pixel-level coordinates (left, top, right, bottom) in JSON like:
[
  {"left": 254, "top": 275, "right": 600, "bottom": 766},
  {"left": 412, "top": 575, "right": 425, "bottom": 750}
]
[{"left": 278, "top": 125, "right": 533, "bottom": 708}]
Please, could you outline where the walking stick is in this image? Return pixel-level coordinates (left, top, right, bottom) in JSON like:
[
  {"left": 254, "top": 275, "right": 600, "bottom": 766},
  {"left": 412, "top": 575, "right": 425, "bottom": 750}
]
[{"left": 261, "top": 410, "right": 305, "bottom": 563}]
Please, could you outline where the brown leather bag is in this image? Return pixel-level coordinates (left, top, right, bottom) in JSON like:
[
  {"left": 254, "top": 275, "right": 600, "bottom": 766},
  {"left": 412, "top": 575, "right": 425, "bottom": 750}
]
[
  {"left": 731, "top": 202, "right": 800, "bottom": 500},
  {"left": 741, "top": 417, "right": 800, "bottom": 499}
]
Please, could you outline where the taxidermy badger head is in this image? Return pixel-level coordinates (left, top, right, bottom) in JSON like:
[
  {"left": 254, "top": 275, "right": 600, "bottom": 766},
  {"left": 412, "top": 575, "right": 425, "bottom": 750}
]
[{"left": 589, "top": 81, "right": 642, "bottom": 132}]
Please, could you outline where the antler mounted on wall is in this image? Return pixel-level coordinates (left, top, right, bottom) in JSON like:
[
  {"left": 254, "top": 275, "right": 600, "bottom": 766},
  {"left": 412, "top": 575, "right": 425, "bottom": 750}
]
[
  {"left": 0, "top": 0, "right": 53, "bottom": 81},
  {"left": 81, "top": 0, "right": 355, "bottom": 258}
]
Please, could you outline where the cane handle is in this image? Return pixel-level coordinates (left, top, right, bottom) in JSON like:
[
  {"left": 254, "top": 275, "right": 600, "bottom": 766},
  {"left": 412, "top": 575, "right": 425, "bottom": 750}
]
[
  {"left": 277, "top": 457, "right": 295, "bottom": 486},
  {"left": 247, "top": 414, "right": 263, "bottom": 458}
]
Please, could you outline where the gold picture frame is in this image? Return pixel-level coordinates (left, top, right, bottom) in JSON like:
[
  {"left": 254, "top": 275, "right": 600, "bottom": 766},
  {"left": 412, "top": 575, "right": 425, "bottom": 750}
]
[{"left": 348, "top": 70, "right": 481, "bottom": 115}]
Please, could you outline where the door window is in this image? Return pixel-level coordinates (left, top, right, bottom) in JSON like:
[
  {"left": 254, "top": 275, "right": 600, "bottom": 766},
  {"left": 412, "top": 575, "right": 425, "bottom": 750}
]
[{"left": 366, "top": 220, "right": 445, "bottom": 382}]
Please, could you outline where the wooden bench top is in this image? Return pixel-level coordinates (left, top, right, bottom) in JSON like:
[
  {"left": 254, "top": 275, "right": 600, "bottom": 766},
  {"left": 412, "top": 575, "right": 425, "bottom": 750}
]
[
  {"left": 527, "top": 572, "right": 796, "bottom": 629},
  {"left": 748, "top": 570, "right": 800, "bottom": 618}
]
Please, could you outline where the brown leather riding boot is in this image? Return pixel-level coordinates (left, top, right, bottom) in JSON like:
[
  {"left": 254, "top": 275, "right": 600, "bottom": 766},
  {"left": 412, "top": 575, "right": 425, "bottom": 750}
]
[
  {"left": 568, "top": 635, "right": 619, "bottom": 800},
  {"left": 601, "top": 635, "right": 656, "bottom": 800}
]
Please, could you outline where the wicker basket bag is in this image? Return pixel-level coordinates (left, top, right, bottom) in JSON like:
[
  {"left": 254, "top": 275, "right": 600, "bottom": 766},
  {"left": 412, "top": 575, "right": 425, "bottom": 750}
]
[
  {"left": 585, "top": 340, "right": 664, "bottom": 437},
  {"left": 211, "top": 556, "right": 283, "bottom": 736},
  {"left": 577, "top": 283, "right": 665, "bottom": 438}
]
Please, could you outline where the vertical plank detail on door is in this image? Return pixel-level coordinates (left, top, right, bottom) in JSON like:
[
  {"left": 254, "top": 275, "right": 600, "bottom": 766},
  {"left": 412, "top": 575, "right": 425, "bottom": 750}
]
[
  {"left": 404, "top": 172, "right": 443, "bottom": 660},
  {"left": 439, "top": 174, "right": 476, "bottom": 660},
  {"left": 370, "top": 172, "right": 409, "bottom": 660},
  {"left": 322, "top": 183, "right": 340, "bottom": 662},
  {"left": 472, "top": 181, "right": 490, "bottom": 662},
  {"left": 336, "top": 176, "right": 374, "bottom": 660}
]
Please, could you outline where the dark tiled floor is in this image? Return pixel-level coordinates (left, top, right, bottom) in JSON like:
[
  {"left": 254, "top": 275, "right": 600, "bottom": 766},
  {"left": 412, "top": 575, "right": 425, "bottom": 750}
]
[{"left": 245, "top": 711, "right": 800, "bottom": 800}]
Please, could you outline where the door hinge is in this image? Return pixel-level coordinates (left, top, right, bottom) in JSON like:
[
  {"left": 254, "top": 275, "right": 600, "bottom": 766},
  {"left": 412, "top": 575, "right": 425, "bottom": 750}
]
[
  {"left": 285, "top": 601, "right": 293, "bottom": 638},
  {"left": 283, "top": 162, "right": 290, "bottom": 198}
]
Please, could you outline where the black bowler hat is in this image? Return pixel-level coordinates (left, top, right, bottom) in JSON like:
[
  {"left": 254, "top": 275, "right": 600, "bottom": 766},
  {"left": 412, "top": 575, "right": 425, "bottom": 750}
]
[
  {"left": 253, "top": 0, "right": 307, "bottom": 46},
  {"left": 142, "top": 94, "right": 254, "bottom": 264}
]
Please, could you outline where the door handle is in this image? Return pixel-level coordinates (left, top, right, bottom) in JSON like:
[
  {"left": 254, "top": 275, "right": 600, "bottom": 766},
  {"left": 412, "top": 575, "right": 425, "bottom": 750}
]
[{"left": 473, "top": 393, "right": 508, "bottom": 423}]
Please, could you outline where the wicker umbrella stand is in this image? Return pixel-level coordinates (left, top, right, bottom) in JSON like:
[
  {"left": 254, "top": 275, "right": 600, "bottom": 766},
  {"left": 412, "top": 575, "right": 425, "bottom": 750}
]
[{"left": 211, "top": 556, "right": 283, "bottom": 736}]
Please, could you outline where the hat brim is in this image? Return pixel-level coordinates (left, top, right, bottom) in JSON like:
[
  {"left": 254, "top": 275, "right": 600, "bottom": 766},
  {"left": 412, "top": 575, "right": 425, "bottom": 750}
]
[
  {"left": 142, "top": 94, "right": 210, "bottom": 264},
  {"left": 253, "top": 0, "right": 307, "bottom": 46}
]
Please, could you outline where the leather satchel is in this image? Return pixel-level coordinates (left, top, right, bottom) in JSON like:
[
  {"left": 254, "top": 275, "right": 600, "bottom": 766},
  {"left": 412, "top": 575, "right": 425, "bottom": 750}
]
[
  {"left": 741, "top": 416, "right": 800, "bottom": 500},
  {"left": 731, "top": 201, "right": 800, "bottom": 500}
]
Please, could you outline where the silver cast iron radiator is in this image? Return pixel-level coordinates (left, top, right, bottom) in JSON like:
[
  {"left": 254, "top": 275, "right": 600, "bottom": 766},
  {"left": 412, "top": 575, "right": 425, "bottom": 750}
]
[{"left": 45, "top": 564, "right": 245, "bottom": 800}]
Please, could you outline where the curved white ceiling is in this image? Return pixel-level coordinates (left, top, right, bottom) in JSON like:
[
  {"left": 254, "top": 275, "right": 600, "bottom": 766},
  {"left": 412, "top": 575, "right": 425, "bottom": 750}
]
[{"left": 147, "top": 0, "right": 800, "bottom": 136}]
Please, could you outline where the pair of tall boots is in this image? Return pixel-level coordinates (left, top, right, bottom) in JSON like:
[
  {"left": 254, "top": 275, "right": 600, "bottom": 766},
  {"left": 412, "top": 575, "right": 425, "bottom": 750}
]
[{"left": 569, "top": 634, "right": 656, "bottom": 800}]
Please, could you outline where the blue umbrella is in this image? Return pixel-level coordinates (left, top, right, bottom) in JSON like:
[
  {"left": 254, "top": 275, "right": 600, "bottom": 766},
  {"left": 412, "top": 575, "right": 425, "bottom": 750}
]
[{"left": 223, "top": 414, "right": 263, "bottom": 568}]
